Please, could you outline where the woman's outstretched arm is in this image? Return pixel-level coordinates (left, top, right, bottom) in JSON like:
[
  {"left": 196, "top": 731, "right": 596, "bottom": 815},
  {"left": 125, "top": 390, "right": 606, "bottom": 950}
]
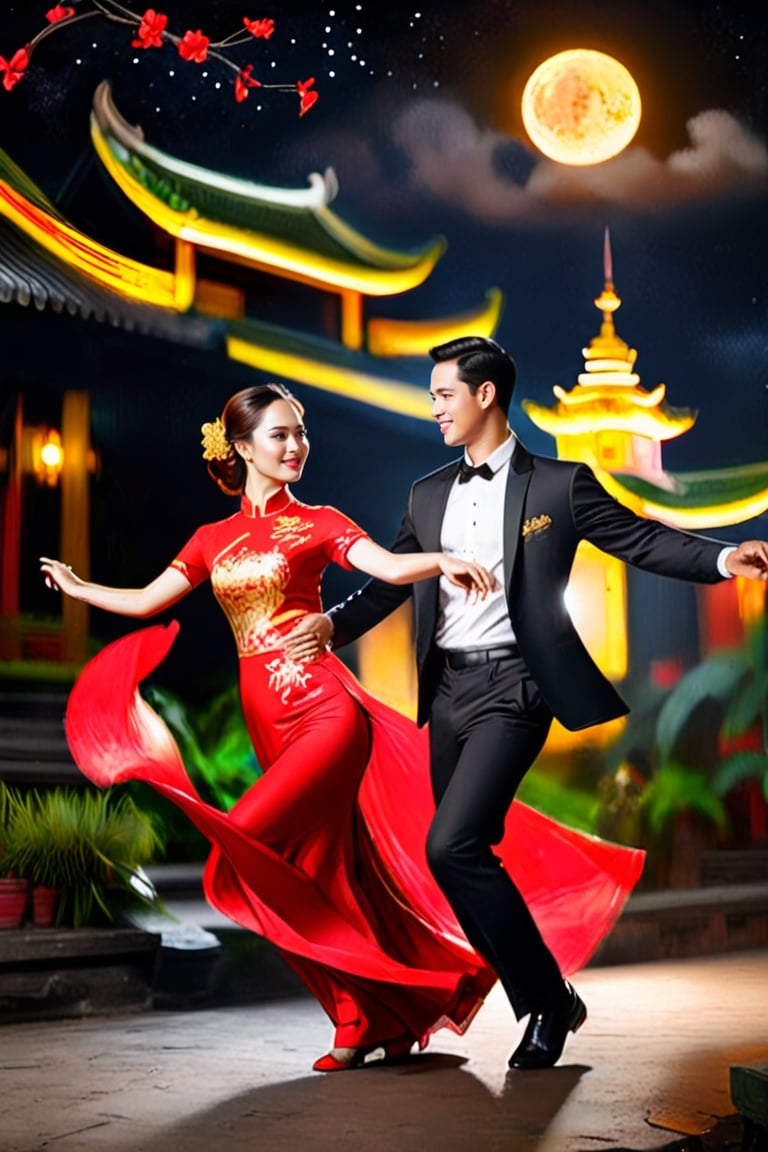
[
  {"left": 39, "top": 558, "right": 192, "bottom": 618},
  {"left": 345, "top": 538, "right": 495, "bottom": 597}
]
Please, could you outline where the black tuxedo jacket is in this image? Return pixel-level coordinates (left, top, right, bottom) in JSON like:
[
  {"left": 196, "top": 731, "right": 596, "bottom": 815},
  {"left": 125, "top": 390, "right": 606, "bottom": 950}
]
[{"left": 329, "top": 443, "right": 727, "bottom": 731}]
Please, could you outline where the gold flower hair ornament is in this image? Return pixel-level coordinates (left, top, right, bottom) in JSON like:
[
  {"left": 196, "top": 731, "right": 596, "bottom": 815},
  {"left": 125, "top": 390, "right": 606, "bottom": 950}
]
[{"left": 201, "top": 417, "right": 231, "bottom": 461}]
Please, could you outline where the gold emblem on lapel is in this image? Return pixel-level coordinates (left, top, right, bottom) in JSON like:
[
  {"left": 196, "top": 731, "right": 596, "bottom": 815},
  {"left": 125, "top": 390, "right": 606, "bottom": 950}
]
[{"left": 522, "top": 514, "right": 553, "bottom": 539}]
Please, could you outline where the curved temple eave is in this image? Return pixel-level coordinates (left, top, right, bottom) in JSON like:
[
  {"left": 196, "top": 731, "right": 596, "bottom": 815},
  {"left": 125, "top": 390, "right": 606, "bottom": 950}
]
[
  {"left": 90, "top": 95, "right": 445, "bottom": 297},
  {"left": 595, "top": 468, "right": 768, "bottom": 530}
]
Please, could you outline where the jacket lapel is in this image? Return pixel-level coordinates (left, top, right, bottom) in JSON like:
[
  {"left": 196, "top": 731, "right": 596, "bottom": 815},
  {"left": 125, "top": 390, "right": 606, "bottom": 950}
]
[
  {"left": 503, "top": 441, "right": 533, "bottom": 602},
  {"left": 423, "top": 461, "right": 461, "bottom": 550},
  {"left": 414, "top": 461, "right": 461, "bottom": 657}
]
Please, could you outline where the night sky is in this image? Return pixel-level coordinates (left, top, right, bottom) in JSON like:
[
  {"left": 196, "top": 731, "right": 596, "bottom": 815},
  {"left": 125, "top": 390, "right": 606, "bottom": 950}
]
[{"left": 2, "top": 0, "right": 767, "bottom": 690}]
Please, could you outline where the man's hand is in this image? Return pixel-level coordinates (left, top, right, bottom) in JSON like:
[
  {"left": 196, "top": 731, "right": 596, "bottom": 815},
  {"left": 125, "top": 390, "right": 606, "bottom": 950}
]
[
  {"left": 725, "top": 540, "right": 768, "bottom": 580},
  {"left": 283, "top": 613, "right": 334, "bottom": 663}
]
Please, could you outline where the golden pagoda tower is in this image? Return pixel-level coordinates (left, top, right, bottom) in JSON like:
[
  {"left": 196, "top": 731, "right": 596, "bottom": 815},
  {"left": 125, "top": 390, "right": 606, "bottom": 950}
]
[
  {"left": 520, "top": 231, "right": 768, "bottom": 756},
  {"left": 523, "top": 228, "right": 695, "bottom": 485},
  {"left": 522, "top": 228, "right": 655, "bottom": 727}
]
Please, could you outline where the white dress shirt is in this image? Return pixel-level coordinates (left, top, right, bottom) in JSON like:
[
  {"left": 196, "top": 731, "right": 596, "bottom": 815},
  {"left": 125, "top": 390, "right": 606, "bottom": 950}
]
[
  {"left": 433, "top": 436, "right": 734, "bottom": 652},
  {"left": 435, "top": 435, "right": 517, "bottom": 651}
]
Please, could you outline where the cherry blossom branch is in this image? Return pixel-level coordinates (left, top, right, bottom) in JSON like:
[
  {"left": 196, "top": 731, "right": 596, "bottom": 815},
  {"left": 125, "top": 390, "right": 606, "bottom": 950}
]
[{"left": 0, "top": 3, "right": 318, "bottom": 115}]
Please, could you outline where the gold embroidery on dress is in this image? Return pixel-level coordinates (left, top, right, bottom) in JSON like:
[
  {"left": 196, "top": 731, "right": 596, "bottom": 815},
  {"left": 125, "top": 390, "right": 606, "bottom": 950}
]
[
  {"left": 333, "top": 530, "right": 361, "bottom": 558},
  {"left": 212, "top": 533, "right": 250, "bottom": 567},
  {"left": 211, "top": 545, "right": 289, "bottom": 656},
  {"left": 271, "top": 514, "right": 314, "bottom": 550},
  {"left": 522, "top": 514, "right": 553, "bottom": 539},
  {"left": 265, "top": 654, "right": 313, "bottom": 704}
]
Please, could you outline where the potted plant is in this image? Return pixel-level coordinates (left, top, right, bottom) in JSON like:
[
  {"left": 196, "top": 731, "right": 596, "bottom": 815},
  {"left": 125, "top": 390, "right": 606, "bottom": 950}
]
[
  {"left": 1, "top": 783, "right": 164, "bottom": 928},
  {"left": 0, "top": 785, "right": 29, "bottom": 929}
]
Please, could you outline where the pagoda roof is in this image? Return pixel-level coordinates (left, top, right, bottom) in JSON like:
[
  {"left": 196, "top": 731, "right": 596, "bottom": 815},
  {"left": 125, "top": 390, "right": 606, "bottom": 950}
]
[
  {"left": 523, "top": 386, "right": 696, "bottom": 441},
  {"left": 228, "top": 315, "right": 439, "bottom": 420},
  {"left": 0, "top": 210, "right": 215, "bottom": 345},
  {"left": 0, "top": 148, "right": 215, "bottom": 343},
  {"left": 91, "top": 82, "right": 445, "bottom": 296},
  {"left": 0, "top": 143, "right": 503, "bottom": 403},
  {"left": 596, "top": 462, "right": 768, "bottom": 529}
]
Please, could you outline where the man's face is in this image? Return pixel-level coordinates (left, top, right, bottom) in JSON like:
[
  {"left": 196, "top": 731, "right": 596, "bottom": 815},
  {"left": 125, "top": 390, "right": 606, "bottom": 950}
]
[{"left": 429, "top": 360, "right": 489, "bottom": 448}]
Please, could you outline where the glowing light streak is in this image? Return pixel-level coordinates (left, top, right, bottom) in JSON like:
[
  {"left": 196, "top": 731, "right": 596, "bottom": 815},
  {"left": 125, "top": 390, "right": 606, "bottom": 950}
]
[{"left": 0, "top": 180, "right": 176, "bottom": 305}]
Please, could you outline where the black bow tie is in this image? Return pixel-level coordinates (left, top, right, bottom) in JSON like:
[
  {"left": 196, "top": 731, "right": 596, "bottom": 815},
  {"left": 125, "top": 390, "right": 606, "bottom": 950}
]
[{"left": 457, "top": 459, "right": 494, "bottom": 484}]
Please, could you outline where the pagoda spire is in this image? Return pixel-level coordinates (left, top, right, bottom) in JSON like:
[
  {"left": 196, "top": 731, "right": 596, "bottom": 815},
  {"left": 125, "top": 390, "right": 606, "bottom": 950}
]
[
  {"left": 603, "top": 225, "right": 613, "bottom": 283},
  {"left": 519, "top": 230, "right": 768, "bottom": 531},
  {"left": 580, "top": 226, "right": 638, "bottom": 385},
  {"left": 521, "top": 229, "right": 695, "bottom": 471}
]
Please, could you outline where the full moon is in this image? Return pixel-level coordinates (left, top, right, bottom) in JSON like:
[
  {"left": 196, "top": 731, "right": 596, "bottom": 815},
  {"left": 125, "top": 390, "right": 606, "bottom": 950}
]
[{"left": 521, "top": 49, "right": 641, "bottom": 166}]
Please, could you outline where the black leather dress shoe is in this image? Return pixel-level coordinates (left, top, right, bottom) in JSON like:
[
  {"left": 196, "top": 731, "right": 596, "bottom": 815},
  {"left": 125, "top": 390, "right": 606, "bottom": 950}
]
[{"left": 508, "top": 982, "right": 587, "bottom": 1070}]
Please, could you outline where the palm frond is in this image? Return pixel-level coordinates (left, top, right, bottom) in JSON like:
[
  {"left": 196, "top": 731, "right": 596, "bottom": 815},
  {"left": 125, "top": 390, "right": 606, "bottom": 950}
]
[
  {"left": 713, "top": 750, "right": 768, "bottom": 796},
  {"left": 723, "top": 677, "right": 768, "bottom": 740},
  {"left": 655, "top": 654, "right": 749, "bottom": 763}
]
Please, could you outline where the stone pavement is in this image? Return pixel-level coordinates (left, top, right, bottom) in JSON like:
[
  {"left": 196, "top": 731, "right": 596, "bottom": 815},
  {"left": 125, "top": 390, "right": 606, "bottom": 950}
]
[{"left": 1, "top": 949, "right": 766, "bottom": 1152}]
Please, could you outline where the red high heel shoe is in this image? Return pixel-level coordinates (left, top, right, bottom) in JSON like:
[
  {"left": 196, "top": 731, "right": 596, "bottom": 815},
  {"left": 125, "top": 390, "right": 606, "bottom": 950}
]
[{"left": 312, "top": 1035, "right": 420, "bottom": 1072}]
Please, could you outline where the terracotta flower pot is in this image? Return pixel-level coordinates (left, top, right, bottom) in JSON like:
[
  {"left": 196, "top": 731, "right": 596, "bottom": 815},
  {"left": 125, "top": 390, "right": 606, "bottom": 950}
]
[
  {"left": 32, "top": 885, "right": 61, "bottom": 928},
  {"left": 0, "top": 877, "right": 30, "bottom": 929}
]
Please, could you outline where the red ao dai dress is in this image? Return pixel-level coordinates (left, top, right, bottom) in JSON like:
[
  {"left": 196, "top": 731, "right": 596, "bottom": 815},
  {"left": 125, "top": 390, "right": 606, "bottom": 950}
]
[{"left": 65, "top": 487, "right": 643, "bottom": 1052}]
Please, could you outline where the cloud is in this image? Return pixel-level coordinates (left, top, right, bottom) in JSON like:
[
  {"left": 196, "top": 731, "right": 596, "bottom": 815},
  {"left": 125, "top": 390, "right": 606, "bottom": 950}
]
[
  {"left": 389, "top": 99, "right": 768, "bottom": 221},
  {"left": 391, "top": 100, "right": 531, "bottom": 222},
  {"left": 667, "top": 109, "right": 768, "bottom": 185}
]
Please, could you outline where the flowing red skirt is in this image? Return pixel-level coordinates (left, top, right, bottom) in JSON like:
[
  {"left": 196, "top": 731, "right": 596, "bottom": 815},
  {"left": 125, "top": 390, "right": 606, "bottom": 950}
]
[{"left": 65, "top": 622, "right": 644, "bottom": 1048}]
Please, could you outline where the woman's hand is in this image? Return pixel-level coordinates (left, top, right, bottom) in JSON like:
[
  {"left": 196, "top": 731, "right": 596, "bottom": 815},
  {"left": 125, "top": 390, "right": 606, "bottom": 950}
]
[
  {"left": 40, "top": 557, "right": 84, "bottom": 599},
  {"left": 438, "top": 555, "right": 496, "bottom": 600}
]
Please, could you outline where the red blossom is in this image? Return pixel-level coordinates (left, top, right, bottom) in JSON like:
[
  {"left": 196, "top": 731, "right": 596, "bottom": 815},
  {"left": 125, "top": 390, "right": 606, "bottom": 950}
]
[
  {"left": 0, "top": 47, "right": 29, "bottom": 91},
  {"left": 178, "top": 29, "right": 209, "bottom": 64},
  {"left": 45, "top": 4, "right": 76, "bottom": 22},
  {"left": 234, "top": 63, "right": 261, "bottom": 103},
  {"left": 243, "top": 17, "right": 275, "bottom": 40},
  {"left": 131, "top": 9, "right": 168, "bottom": 50},
  {"left": 296, "top": 76, "right": 318, "bottom": 117}
]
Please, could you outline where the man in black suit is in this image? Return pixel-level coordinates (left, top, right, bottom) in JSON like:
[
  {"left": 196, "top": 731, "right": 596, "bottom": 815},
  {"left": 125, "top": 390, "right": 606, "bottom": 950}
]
[{"left": 285, "top": 336, "right": 768, "bottom": 1069}]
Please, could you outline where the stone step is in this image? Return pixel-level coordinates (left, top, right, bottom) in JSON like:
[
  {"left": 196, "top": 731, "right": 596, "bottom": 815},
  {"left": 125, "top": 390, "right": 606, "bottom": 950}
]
[
  {"left": 145, "top": 863, "right": 768, "bottom": 973},
  {"left": 0, "top": 691, "right": 80, "bottom": 784},
  {"left": 0, "top": 927, "right": 160, "bottom": 1022},
  {"left": 591, "top": 882, "right": 768, "bottom": 965},
  {"left": 700, "top": 848, "right": 768, "bottom": 887}
]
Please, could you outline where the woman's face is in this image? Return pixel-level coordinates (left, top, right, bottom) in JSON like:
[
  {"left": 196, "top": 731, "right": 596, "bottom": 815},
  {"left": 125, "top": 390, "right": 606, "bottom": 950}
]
[{"left": 241, "top": 398, "right": 309, "bottom": 483}]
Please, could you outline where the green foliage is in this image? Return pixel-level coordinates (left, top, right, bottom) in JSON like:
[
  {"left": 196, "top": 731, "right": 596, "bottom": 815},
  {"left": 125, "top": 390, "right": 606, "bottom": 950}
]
[
  {"left": 714, "top": 751, "right": 768, "bottom": 798},
  {"left": 1, "top": 783, "right": 164, "bottom": 927},
  {"left": 655, "top": 654, "right": 749, "bottom": 765},
  {"left": 598, "top": 616, "right": 768, "bottom": 870},
  {"left": 0, "top": 783, "right": 9, "bottom": 875},
  {"left": 144, "top": 682, "right": 261, "bottom": 812},
  {"left": 517, "top": 767, "right": 599, "bottom": 834},
  {"left": 655, "top": 617, "right": 768, "bottom": 801},
  {"left": 639, "top": 763, "right": 728, "bottom": 838},
  {"left": 603, "top": 682, "right": 669, "bottom": 776},
  {"left": 124, "top": 781, "right": 209, "bottom": 863},
  {"left": 594, "top": 762, "right": 644, "bottom": 846}
]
